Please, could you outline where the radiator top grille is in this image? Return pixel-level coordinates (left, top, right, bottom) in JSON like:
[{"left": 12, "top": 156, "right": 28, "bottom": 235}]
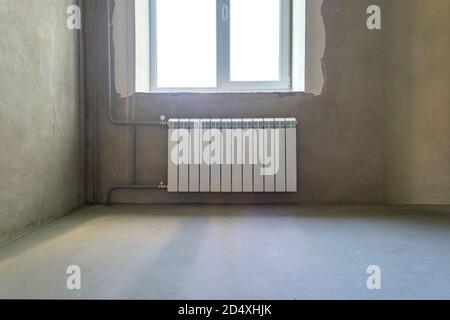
[{"left": 168, "top": 118, "right": 298, "bottom": 129}]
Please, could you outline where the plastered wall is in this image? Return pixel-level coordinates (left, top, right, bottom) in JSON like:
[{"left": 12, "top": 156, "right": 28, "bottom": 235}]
[
  {"left": 0, "top": 0, "right": 84, "bottom": 244},
  {"left": 87, "top": 0, "right": 387, "bottom": 204},
  {"left": 86, "top": 0, "right": 449, "bottom": 205},
  {"left": 385, "top": 0, "right": 450, "bottom": 204}
]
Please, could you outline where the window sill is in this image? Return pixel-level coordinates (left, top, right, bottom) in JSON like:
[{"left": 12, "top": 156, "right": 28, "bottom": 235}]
[{"left": 138, "top": 88, "right": 304, "bottom": 94}]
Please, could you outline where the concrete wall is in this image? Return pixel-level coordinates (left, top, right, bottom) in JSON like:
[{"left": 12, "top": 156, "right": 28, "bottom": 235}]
[
  {"left": 0, "top": 0, "right": 84, "bottom": 244},
  {"left": 86, "top": 0, "right": 449, "bottom": 205},
  {"left": 385, "top": 0, "right": 450, "bottom": 204},
  {"left": 87, "top": 0, "right": 387, "bottom": 204}
]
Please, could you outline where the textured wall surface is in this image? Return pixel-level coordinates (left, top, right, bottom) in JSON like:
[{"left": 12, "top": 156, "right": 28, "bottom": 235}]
[
  {"left": 385, "top": 0, "right": 450, "bottom": 204},
  {"left": 0, "top": 0, "right": 83, "bottom": 244},
  {"left": 86, "top": 0, "right": 449, "bottom": 205},
  {"left": 88, "top": 0, "right": 388, "bottom": 204}
]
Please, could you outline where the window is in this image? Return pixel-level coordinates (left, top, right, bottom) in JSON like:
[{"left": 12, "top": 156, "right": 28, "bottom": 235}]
[{"left": 135, "top": 0, "right": 305, "bottom": 93}]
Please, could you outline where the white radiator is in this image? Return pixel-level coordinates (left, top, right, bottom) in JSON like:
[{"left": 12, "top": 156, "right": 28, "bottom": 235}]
[{"left": 167, "top": 118, "right": 297, "bottom": 193}]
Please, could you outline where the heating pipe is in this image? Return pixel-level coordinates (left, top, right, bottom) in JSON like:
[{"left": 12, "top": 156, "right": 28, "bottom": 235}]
[{"left": 105, "top": 0, "right": 168, "bottom": 206}]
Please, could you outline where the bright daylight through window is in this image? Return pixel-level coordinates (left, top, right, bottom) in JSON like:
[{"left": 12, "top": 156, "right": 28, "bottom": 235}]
[{"left": 135, "top": 0, "right": 305, "bottom": 93}]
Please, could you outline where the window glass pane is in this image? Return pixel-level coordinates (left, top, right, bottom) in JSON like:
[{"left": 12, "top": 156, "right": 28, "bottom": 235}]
[
  {"left": 230, "top": 0, "right": 281, "bottom": 82},
  {"left": 156, "top": 0, "right": 216, "bottom": 88}
]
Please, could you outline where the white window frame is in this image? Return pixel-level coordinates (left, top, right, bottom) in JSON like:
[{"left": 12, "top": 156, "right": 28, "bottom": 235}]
[
  {"left": 219, "top": 0, "right": 292, "bottom": 92},
  {"left": 147, "top": 0, "right": 293, "bottom": 93}
]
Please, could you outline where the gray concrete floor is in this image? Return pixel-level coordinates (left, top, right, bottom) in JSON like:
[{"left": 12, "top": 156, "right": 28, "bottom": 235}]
[{"left": 0, "top": 205, "right": 450, "bottom": 300}]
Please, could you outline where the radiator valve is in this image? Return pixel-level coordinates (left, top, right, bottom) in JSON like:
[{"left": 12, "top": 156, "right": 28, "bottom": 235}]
[
  {"left": 158, "top": 181, "right": 167, "bottom": 190},
  {"left": 160, "top": 115, "right": 167, "bottom": 125}
]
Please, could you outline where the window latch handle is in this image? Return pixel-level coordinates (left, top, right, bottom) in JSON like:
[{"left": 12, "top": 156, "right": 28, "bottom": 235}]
[{"left": 222, "top": 4, "right": 229, "bottom": 21}]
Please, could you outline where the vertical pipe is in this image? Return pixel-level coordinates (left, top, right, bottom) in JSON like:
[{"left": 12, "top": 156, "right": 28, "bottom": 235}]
[
  {"left": 133, "top": 125, "right": 138, "bottom": 185},
  {"left": 78, "top": 0, "right": 87, "bottom": 205}
]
